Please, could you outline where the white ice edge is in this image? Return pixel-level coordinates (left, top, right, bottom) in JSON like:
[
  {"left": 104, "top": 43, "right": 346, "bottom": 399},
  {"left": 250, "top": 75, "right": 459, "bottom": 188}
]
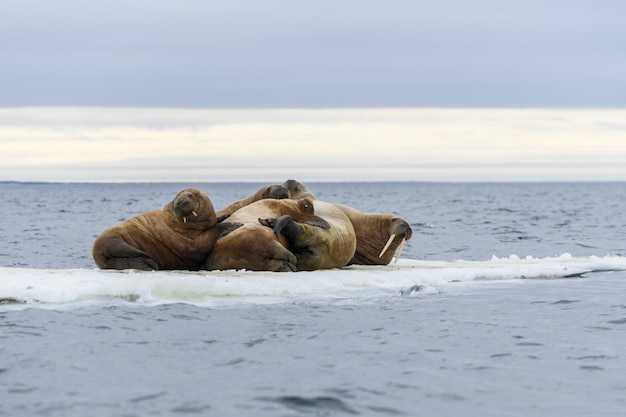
[{"left": 1, "top": 254, "right": 625, "bottom": 309}]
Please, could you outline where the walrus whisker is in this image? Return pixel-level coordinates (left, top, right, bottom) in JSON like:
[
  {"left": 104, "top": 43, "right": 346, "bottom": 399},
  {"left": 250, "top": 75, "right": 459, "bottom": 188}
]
[
  {"left": 192, "top": 211, "right": 198, "bottom": 217},
  {"left": 394, "top": 238, "right": 405, "bottom": 263},
  {"left": 379, "top": 234, "right": 396, "bottom": 258}
]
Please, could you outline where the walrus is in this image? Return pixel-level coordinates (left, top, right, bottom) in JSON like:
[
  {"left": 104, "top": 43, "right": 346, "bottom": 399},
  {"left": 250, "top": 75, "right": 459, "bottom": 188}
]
[
  {"left": 283, "top": 179, "right": 413, "bottom": 265},
  {"left": 216, "top": 184, "right": 291, "bottom": 218},
  {"left": 92, "top": 188, "right": 241, "bottom": 271},
  {"left": 203, "top": 223, "right": 298, "bottom": 272},
  {"left": 204, "top": 198, "right": 357, "bottom": 271}
]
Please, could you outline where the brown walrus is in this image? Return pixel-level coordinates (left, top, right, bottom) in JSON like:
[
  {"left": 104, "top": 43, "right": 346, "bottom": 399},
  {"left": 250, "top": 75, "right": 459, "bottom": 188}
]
[
  {"left": 204, "top": 198, "right": 356, "bottom": 271},
  {"left": 283, "top": 179, "right": 413, "bottom": 265},
  {"left": 92, "top": 188, "right": 241, "bottom": 271}
]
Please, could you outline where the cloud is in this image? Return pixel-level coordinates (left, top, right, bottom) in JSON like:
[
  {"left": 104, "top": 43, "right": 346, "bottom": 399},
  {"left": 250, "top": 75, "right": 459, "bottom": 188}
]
[{"left": 1, "top": 107, "right": 625, "bottom": 182}]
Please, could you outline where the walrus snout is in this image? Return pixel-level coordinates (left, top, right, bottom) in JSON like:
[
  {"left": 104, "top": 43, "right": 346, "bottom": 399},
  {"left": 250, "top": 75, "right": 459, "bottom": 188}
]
[
  {"left": 390, "top": 218, "right": 413, "bottom": 241},
  {"left": 377, "top": 218, "right": 412, "bottom": 261},
  {"left": 174, "top": 194, "right": 199, "bottom": 222},
  {"left": 175, "top": 197, "right": 194, "bottom": 213}
]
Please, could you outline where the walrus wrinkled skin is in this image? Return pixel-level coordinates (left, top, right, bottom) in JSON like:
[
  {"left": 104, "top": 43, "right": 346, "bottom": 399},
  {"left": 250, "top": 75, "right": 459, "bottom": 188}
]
[
  {"left": 204, "top": 198, "right": 356, "bottom": 271},
  {"left": 92, "top": 188, "right": 241, "bottom": 271},
  {"left": 216, "top": 184, "right": 291, "bottom": 218},
  {"left": 283, "top": 179, "right": 413, "bottom": 265}
]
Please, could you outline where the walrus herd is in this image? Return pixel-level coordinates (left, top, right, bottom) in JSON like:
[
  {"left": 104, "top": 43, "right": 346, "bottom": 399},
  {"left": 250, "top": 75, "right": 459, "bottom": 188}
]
[{"left": 92, "top": 179, "right": 412, "bottom": 272}]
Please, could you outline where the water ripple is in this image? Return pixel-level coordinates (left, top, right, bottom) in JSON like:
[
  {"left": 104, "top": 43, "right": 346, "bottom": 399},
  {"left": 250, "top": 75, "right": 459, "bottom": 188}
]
[{"left": 258, "top": 395, "right": 359, "bottom": 415}]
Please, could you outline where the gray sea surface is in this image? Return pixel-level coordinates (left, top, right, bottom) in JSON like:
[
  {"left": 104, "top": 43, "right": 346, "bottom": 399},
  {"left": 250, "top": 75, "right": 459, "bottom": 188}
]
[{"left": 2, "top": 181, "right": 626, "bottom": 416}]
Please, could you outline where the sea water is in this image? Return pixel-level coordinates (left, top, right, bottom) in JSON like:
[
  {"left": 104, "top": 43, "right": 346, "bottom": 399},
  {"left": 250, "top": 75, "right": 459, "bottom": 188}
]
[{"left": 2, "top": 182, "right": 626, "bottom": 416}]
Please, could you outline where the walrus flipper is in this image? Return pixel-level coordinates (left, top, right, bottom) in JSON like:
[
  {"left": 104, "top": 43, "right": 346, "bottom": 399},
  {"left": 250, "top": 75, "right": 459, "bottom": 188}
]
[
  {"left": 259, "top": 213, "right": 331, "bottom": 241},
  {"left": 216, "top": 213, "right": 231, "bottom": 223},
  {"left": 215, "top": 221, "right": 243, "bottom": 238},
  {"left": 101, "top": 238, "right": 159, "bottom": 271},
  {"left": 258, "top": 215, "right": 304, "bottom": 242},
  {"left": 105, "top": 256, "right": 160, "bottom": 271}
]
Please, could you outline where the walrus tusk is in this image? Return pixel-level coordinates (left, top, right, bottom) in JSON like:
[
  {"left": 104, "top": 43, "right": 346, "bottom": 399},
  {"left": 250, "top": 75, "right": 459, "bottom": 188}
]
[
  {"left": 379, "top": 234, "right": 396, "bottom": 258},
  {"left": 192, "top": 211, "right": 198, "bottom": 217},
  {"left": 183, "top": 217, "right": 187, "bottom": 223},
  {"left": 394, "top": 238, "right": 405, "bottom": 263}
]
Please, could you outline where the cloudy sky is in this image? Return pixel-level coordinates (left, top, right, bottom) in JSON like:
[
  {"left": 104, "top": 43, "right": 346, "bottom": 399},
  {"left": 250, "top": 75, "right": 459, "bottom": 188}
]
[
  {"left": 1, "top": 1, "right": 625, "bottom": 182},
  {"left": 2, "top": 0, "right": 625, "bottom": 107},
  {"left": 2, "top": 107, "right": 625, "bottom": 182}
]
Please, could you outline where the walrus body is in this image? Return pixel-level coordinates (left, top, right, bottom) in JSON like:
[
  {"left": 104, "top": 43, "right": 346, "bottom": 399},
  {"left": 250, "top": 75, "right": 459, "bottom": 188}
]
[
  {"left": 216, "top": 184, "right": 291, "bottom": 218},
  {"left": 283, "top": 179, "right": 412, "bottom": 265},
  {"left": 204, "top": 198, "right": 357, "bottom": 271},
  {"left": 93, "top": 188, "right": 240, "bottom": 271}
]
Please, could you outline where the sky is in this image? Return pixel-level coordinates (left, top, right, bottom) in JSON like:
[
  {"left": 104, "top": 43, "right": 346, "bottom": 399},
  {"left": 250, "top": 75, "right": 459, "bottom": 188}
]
[
  {"left": 1, "top": 1, "right": 625, "bottom": 182},
  {"left": 2, "top": 0, "right": 625, "bottom": 108}
]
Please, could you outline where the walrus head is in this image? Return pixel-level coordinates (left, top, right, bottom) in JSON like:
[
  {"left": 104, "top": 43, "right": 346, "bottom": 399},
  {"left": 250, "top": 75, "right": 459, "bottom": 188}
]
[
  {"left": 264, "top": 185, "right": 291, "bottom": 200},
  {"left": 171, "top": 188, "right": 217, "bottom": 228},
  {"left": 333, "top": 203, "right": 412, "bottom": 265},
  {"left": 350, "top": 216, "right": 412, "bottom": 265},
  {"left": 283, "top": 179, "right": 318, "bottom": 200}
]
